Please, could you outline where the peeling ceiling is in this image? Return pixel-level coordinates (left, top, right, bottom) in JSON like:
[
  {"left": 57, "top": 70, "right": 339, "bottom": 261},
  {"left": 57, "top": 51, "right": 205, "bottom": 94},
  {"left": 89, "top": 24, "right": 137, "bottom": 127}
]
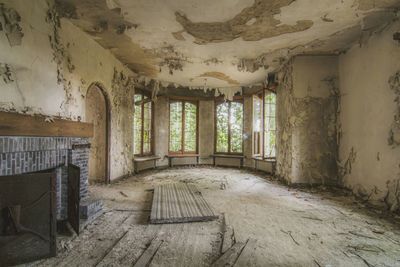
[{"left": 56, "top": 0, "right": 400, "bottom": 89}]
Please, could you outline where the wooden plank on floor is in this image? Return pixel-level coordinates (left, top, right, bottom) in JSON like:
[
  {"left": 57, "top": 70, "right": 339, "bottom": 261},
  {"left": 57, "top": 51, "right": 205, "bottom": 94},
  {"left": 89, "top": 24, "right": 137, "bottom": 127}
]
[
  {"left": 133, "top": 238, "right": 163, "bottom": 267},
  {"left": 212, "top": 241, "right": 247, "bottom": 267},
  {"left": 233, "top": 239, "right": 258, "bottom": 266},
  {"left": 221, "top": 213, "right": 236, "bottom": 254},
  {"left": 150, "top": 183, "right": 218, "bottom": 224}
]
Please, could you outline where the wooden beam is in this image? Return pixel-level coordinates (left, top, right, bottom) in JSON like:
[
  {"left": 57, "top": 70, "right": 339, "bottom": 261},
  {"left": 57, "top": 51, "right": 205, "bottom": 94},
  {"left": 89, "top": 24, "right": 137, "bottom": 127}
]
[{"left": 0, "top": 111, "right": 94, "bottom": 137}]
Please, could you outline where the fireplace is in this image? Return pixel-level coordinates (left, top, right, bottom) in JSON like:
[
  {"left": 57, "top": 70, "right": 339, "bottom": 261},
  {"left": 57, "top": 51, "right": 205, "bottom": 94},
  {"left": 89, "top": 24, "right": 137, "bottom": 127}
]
[
  {"left": 0, "top": 171, "right": 57, "bottom": 266},
  {"left": 0, "top": 136, "right": 103, "bottom": 264},
  {"left": 0, "top": 137, "right": 91, "bottom": 221}
]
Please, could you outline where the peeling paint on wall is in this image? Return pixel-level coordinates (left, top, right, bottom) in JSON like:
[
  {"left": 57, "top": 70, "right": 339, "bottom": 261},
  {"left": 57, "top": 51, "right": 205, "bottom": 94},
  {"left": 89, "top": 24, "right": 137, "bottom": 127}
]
[
  {"left": 388, "top": 71, "right": 400, "bottom": 148},
  {"left": 110, "top": 68, "right": 135, "bottom": 177},
  {"left": 276, "top": 60, "right": 293, "bottom": 183},
  {"left": 338, "top": 147, "right": 357, "bottom": 180},
  {"left": 276, "top": 56, "right": 339, "bottom": 185},
  {"left": 338, "top": 21, "right": 400, "bottom": 213},
  {"left": 0, "top": 3, "right": 23, "bottom": 46},
  {"left": 0, "top": 62, "right": 13, "bottom": 83},
  {"left": 46, "top": 4, "right": 77, "bottom": 117},
  {"left": 199, "top": 72, "right": 240, "bottom": 86}
]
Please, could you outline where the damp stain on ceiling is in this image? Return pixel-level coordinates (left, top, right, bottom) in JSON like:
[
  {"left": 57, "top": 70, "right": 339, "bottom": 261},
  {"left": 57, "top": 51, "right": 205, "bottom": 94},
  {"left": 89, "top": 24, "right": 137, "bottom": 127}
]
[{"left": 55, "top": 0, "right": 400, "bottom": 89}]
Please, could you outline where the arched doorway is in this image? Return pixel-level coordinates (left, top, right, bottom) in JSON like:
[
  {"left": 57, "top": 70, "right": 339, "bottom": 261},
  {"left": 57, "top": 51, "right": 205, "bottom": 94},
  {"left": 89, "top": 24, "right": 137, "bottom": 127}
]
[{"left": 86, "top": 83, "right": 110, "bottom": 183}]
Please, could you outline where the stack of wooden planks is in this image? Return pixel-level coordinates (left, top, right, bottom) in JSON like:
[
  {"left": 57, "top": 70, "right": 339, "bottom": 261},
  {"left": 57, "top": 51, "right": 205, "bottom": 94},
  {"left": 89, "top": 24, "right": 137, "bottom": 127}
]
[{"left": 150, "top": 183, "right": 218, "bottom": 224}]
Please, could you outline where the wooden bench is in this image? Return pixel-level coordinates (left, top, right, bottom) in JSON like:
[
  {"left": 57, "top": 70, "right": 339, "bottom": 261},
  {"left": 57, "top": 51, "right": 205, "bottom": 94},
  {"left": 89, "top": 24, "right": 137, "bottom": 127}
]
[
  {"left": 166, "top": 154, "right": 200, "bottom": 167},
  {"left": 211, "top": 154, "right": 245, "bottom": 168},
  {"left": 133, "top": 156, "right": 161, "bottom": 174}
]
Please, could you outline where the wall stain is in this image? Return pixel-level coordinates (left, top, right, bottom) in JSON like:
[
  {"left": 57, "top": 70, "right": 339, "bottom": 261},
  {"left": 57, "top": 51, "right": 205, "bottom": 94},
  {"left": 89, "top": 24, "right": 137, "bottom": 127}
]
[
  {"left": 199, "top": 72, "right": 240, "bottom": 86},
  {"left": 388, "top": 71, "right": 400, "bottom": 148},
  {"left": 149, "top": 45, "right": 188, "bottom": 75},
  {"left": 175, "top": 0, "right": 313, "bottom": 44},
  {"left": 0, "top": 3, "right": 24, "bottom": 46},
  {"left": 339, "top": 147, "right": 357, "bottom": 179},
  {"left": 55, "top": 0, "right": 157, "bottom": 77},
  {"left": 0, "top": 63, "right": 14, "bottom": 83}
]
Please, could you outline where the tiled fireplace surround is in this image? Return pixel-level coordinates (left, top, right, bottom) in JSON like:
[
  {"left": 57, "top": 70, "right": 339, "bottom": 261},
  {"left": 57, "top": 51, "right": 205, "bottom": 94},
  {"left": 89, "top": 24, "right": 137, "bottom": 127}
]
[{"left": 0, "top": 136, "right": 90, "bottom": 220}]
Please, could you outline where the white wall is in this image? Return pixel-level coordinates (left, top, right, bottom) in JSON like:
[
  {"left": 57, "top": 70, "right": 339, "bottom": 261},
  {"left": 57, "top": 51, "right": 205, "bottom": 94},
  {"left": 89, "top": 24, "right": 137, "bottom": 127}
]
[{"left": 339, "top": 21, "right": 400, "bottom": 209}]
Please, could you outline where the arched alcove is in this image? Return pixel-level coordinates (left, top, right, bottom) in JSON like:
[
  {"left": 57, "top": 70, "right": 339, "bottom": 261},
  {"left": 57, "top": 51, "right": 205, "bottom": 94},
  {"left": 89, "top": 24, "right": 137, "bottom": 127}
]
[{"left": 85, "top": 83, "right": 110, "bottom": 183}]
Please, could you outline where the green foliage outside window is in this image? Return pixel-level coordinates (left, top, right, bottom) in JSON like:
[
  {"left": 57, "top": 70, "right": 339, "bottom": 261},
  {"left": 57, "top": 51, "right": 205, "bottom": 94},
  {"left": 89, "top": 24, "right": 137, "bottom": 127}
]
[
  {"left": 216, "top": 102, "right": 229, "bottom": 153},
  {"left": 264, "top": 92, "right": 276, "bottom": 158},
  {"left": 184, "top": 102, "right": 197, "bottom": 152},
  {"left": 169, "top": 102, "right": 183, "bottom": 152},
  {"left": 169, "top": 101, "right": 197, "bottom": 153},
  {"left": 134, "top": 94, "right": 143, "bottom": 155},
  {"left": 216, "top": 101, "right": 243, "bottom": 154},
  {"left": 134, "top": 94, "right": 152, "bottom": 155}
]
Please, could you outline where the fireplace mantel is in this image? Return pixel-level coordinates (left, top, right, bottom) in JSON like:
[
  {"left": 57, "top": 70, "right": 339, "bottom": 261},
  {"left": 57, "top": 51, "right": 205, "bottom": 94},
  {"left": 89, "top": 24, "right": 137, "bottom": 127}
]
[{"left": 0, "top": 111, "right": 93, "bottom": 138}]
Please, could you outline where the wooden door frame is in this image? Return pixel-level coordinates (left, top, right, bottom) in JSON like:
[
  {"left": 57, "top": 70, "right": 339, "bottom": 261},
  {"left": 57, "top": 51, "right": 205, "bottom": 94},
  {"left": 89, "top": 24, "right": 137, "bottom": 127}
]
[{"left": 87, "top": 83, "right": 111, "bottom": 184}]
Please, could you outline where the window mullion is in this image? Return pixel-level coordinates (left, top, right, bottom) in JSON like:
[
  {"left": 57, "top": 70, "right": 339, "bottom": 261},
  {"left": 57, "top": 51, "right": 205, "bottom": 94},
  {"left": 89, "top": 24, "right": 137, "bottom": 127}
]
[
  {"left": 262, "top": 90, "right": 265, "bottom": 159},
  {"left": 141, "top": 96, "right": 145, "bottom": 155},
  {"left": 181, "top": 101, "right": 185, "bottom": 153},
  {"left": 228, "top": 102, "right": 231, "bottom": 154}
]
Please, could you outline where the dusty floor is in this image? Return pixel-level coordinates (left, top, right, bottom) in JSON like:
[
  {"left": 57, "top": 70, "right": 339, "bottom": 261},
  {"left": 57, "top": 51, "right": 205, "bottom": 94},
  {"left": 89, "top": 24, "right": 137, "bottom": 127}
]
[{"left": 29, "top": 167, "right": 400, "bottom": 266}]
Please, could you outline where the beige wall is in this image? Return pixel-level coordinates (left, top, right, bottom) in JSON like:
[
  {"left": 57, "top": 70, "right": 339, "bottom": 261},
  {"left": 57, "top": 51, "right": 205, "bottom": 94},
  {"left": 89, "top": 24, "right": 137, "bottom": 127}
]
[
  {"left": 243, "top": 96, "right": 253, "bottom": 167},
  {"left": 276, "top": 56, "right": 339, "bottom": 184},
  {"left": 199, "top": 100, "right": 214, "bottom": 164},
  {"left": 0, "top": 0, "right": 135, "bottom": 181},
  {"left": 153, "top": 96, "right": 169, "bottom": 167},
  {"left": 338, "top": 21, "right": 400, "bottom": 210}
]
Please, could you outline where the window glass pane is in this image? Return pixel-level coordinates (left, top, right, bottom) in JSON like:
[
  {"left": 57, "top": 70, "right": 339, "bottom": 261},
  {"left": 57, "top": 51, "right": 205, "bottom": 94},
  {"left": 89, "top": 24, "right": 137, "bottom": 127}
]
[
  {"left": 184, "top": 102, "right": 197, "bottom": 152},
  {"left": 169, "top": 102, "right": 182, "bottom": 152},
  {"left": 264, "top": 92, "right": 276, "bottom": 157},
  {"left": 216, "top": 102, "right": 229, "bottom": 153},
  {"left": 133, "top": 94, "right": 142, "bottom": 154},
  {"left": 230, "top": 102, "right": 243, "bottom": 153},
  {"left": 143, "top": 101, "right": 152, "bottom": 154}
]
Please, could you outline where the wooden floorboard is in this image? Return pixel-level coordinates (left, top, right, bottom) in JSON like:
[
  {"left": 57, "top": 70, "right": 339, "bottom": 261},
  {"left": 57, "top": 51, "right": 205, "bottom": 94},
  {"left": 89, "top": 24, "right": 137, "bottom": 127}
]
[{"left": 150, "top": 183, "right": 218, "bottom": 224}]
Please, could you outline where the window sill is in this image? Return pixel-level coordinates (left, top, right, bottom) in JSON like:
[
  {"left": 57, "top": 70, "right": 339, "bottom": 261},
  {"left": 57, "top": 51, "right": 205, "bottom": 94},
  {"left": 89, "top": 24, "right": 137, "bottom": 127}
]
[
  {"left": 252, "top": 156, "right": 276, "bottom": 163},
  {"left": 133, "top": 155, "right": 160, "bottom": 162}
]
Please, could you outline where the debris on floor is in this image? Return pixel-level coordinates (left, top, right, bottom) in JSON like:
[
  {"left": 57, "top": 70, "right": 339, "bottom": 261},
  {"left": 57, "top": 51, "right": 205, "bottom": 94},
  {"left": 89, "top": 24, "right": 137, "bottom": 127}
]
[{"left": 30, "top": 168, "right": 400, "bottom": 267}]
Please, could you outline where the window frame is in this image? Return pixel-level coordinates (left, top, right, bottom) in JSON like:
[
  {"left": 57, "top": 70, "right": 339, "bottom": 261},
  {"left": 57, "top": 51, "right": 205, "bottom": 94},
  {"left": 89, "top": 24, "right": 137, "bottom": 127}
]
[
  {"left": 262, "top": 89, "right": 276, "bottom": 160},
  {"left": 168, "top": 97, "right": 199, "bottom": 155},
  {"left": 214, "top": 97, "right": 244, "bottom": 155},
  {"left": 252, "top": 93, "right": 263, "bottom": 157},
  {"left": 134, "top": 92, "right": 154, "bottom": 157}
]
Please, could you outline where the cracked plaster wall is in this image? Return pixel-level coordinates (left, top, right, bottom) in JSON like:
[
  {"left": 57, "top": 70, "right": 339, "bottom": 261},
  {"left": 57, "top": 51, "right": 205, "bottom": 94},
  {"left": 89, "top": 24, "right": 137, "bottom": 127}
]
[
  {"left": 339, "top": 21, "right": 400, "bottom": 211},
  {"left": 0, "top": 0, "right": 135, "bottom": 181},
  {"left": 276, "top": 55, "right": 339, "bottom": 185}
]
